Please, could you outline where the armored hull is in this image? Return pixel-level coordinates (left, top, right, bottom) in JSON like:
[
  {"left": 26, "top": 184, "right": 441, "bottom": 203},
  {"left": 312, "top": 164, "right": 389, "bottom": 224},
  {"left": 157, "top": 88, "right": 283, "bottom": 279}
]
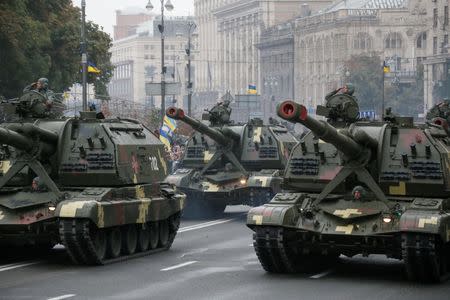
[
  {"left": 165, "top": 107, "right": 297, "bottom": 217},
  {"left": 247, "top": 101, "right": 450, "bottom": 282},
  {"left": 0, "top": 94, "right": 185, "bottom": 264}
]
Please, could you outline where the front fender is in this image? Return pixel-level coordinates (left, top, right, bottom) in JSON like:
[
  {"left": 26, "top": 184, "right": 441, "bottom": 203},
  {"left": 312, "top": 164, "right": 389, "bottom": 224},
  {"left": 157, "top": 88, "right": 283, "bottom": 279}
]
[
  {"left": 400, "top": 210, "right": 450, "bottom": 242},
  {"left": 246, "top": 193, "right": 306, "bottom": 229}
]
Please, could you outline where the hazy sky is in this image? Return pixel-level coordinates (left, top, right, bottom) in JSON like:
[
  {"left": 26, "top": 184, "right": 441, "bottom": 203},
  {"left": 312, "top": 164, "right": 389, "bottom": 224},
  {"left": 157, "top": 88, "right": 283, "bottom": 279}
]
[{"left": 72, "top": 0, "right": 194, "bottom": 36}]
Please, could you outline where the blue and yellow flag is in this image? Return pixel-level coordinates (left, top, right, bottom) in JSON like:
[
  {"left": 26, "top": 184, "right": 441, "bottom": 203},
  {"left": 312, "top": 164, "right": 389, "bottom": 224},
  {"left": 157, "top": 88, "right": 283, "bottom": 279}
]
[
  {"left": 383, "top": 61, "right": 390, "bottom": 74},
  {"left": 248, "top": 84, "right": 257, "bottom": 95},
  {"left": 88, "top": 62, "right": 101, "bottom": 74},
  {"left": 159, "top": 115, "right": 177, "bottom": 150}
]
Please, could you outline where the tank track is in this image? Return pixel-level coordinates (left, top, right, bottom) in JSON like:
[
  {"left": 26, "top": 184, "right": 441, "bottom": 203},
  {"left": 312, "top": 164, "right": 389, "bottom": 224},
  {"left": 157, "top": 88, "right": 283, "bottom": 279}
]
[
  {"left": 402, "top": 233, "right": 450, "bottom": 283},
  {"left": 59, "top": 212, "right": 181, "bottom": 265},
  {"left": 253, "top": 226, "right": 335, "bottom": 273}
]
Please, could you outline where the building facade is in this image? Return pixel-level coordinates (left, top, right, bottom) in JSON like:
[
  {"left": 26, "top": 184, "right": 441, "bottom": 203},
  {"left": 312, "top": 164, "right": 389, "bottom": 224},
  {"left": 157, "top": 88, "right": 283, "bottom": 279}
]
[
  {"left": 423, "top": 0, "right": 450, "bottom": 109},
  {"left": 257, "top": 22, "right": 295, "bottom": 118},
  {"left": 109, "top": 16, "right": 197, "bottom": 110},
  {"left": 194, "top": 0, "right": 328, "bottom": 103},
  {"left": 114, "top": 7, "right": 154, "bottom": 40},
  {"left": 294, "top": 0, "right": 428, "bottom": 114}
]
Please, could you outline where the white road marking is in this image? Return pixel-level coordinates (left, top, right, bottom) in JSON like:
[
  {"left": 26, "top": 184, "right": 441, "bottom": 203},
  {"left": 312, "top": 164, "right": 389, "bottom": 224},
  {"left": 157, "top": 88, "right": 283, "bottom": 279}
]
[
  {"left": 180, "top": 248, "right": 209, "bottom": 258},
  {"left": 0, "top": 261, "right": 41, "bottom": 272},
  {"left": 47, "top": 294, "right": 76, "bottom": 300},
  {"left": 178, "top": 218, "right": 234, "bottom": 233},
  {"left": 310, "top": 269, "right": 334, "bottom": 279},
  {"left": 161, "top": 261, "right": 198, "bottom": 271}
]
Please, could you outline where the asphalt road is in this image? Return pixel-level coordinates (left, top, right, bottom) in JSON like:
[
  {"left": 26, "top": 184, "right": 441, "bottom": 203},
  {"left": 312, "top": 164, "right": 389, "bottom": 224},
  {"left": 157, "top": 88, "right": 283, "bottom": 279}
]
[{"left": 1, "top": 206, "right": 450, "bottom": 300}]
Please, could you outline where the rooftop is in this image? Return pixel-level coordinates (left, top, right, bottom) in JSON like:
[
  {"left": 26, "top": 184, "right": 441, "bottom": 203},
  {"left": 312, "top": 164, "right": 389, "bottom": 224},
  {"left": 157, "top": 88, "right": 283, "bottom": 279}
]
[{"left": 325, "top": 0, "right": 407, "bottom": 12}]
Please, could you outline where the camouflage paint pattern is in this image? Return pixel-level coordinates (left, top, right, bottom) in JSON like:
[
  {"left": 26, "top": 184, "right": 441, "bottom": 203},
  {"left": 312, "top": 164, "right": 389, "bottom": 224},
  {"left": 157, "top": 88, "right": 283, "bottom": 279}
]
[
  {"left": 0, "top": 111, "right": 185, "bottom": 247},
  {"left": 165, "top": 107, "right": 297, "bottom": 211},
  {"left": 247, "top": 101, "right": 450, "bottom": 258}
]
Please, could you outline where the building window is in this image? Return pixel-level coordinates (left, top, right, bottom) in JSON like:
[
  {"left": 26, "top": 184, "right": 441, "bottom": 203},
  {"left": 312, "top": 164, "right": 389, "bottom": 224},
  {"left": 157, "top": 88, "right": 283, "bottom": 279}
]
[
  {"left": 417, "top": 32, "right": 427, "bottom": 48},
  {"left": 433, "top": 8, "right": 438, "bottom": 28},
  {"left": 170, "top": 45, "right": 175, "bottom": 50},
  {"left": 144, "top": 45, "right": 149, "bottom": 50},
  {"left": 353, "top": 32, "right": 372, "bottom": 49},
  {"left": 445, "top": 6, "right": 449, "bottom": 27},
  {"left": 444, "top": 35, "right": 449, "bottom": 53},
  {"left": 433, "top": 36, "right": 438, "bottom": 55},
  {"left": 144, "top": 55, "right": 149, "bottom": 60},
  {"left": 385, "top": 33, "right": 402, "bottom": 49}
]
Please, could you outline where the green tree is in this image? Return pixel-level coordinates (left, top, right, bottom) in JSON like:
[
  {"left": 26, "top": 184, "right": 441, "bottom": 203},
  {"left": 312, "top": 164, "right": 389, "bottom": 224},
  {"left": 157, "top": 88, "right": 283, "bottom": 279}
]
[
  {"left": 384, "top": 65, "right": 424, "bottom": 118},
  {"left": 145, "top": 108, "right": 163, "bottom": 132},
  {"left": 0, "top": 0, "right": 113, "bottom": 99},
  {"left": 344, "top": 53, "right": 383, "bottom": 113},
  {"left": 344, "top": 54, "right": 424, "bottom": 118}
]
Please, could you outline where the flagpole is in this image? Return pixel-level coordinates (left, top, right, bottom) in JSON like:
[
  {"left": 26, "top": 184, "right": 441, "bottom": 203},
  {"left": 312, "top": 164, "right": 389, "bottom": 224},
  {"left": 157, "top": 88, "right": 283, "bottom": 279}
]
[
  {"left": 382, "top": 61, "right": 385, "bottom": 120},
  {"left": 81, "top": 0, "right": 88, "bottom": 111}
]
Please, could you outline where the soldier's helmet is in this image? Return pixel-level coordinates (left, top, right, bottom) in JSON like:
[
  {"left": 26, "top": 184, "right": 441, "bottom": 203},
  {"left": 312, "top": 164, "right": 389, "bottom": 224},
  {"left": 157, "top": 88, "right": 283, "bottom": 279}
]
[
  {"left": 345, "top": 83, "right": 355, "bottom": 96},
  {"left": 38, "top": 78, "right": 49, "bottom": 89}
]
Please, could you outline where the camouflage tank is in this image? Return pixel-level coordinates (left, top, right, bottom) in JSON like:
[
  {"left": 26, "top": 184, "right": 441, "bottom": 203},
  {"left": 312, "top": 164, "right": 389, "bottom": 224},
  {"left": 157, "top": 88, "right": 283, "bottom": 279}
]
[
  {"left": 164, "top": 102, "right": 297, "bottom": 217},
  {"left": 0, "top": 91, "right": 185, "bottom": 265},
  {"left": 247, "top": 100, "right": 450, "bottom": 282}
]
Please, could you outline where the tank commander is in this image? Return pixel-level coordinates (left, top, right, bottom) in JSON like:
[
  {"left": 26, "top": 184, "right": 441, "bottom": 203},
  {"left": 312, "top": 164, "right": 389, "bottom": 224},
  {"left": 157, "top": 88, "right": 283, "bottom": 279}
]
[
  {"left": 23, "top": 78, "right": 54, "bottom": 98},
  {"left": 318, "top": 83, "right": 359, "bottom": 124},
  {"left": 325, "top": 83, "right": 355, "bottom": 102},
  {"left": 208, "top": 99, "right": 232, "bottom": 126}
]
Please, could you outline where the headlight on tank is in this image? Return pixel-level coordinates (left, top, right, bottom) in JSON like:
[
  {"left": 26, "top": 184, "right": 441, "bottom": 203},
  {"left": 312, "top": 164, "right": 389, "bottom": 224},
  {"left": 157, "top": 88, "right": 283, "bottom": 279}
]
[
  {"left": 48, "top": 205, "right": 56, "bottom": 212},
  {"left": 382, "top": 215, "right": 392, "bottom": 223},
  {"left": 240, "top": 177, "right": 247, "bottom": 185}
]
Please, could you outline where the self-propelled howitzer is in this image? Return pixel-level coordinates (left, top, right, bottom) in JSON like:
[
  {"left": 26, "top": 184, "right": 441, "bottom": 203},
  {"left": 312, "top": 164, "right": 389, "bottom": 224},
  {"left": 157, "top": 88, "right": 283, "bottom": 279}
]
[
  {"left": 0, "top": 111, "right": 185, "bottom": 265},
  {"left": 247, "top": 100, "right": 450, "bottom": 283},
  {"left": 165, "top": 106, "right": 298, "bottom": 218},
  {"left": 166, "top": 107, "right": 240, "bottom": 146}
]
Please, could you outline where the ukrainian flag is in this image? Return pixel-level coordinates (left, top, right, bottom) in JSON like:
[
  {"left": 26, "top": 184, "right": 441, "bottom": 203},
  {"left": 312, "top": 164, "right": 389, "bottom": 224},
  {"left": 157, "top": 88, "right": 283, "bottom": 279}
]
[
  {"left": 88, "top": 62, "right": 101, "bottom": 74},
  {"left": 248, "top": 84, "right": 257, "bottom": 95},
  {"left": 163, "top": 115, "right": 177, "bottom": 132},
  {"left": 383, "top": 61, "right": 390, "bottom": 74},
  {"left": 159, "top": 115, "right": 177, "bottom": 150}
]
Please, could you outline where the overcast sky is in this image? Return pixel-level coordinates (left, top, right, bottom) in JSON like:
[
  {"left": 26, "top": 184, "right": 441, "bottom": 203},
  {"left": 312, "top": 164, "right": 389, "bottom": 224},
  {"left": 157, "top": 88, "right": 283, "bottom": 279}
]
[{"left": 72, "top": 0, "right": 194, "bottom": 36}]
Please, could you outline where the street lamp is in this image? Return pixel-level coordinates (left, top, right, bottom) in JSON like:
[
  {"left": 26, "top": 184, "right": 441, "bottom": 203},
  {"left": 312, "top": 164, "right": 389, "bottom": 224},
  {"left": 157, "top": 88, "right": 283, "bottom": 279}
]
[
  {"left": 186, "top": 21, "right": 197, "bottom": 116},
  {"left": 146, "top": 0, "right": 175, "bottom": 121},
  {"left": 81, "top": 0, "right": 88, "bottom": 111}
]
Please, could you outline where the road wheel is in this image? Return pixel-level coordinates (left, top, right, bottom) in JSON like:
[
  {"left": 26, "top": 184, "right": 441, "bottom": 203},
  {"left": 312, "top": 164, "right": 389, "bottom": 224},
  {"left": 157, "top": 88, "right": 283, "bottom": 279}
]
[
  {"left": 122, "top": 225, "right": 138, "bottom": 255},
  {"left": 137, "top": 224, "right": 151, "bottom": 252},
  {"left": 91, "top": 227, "right": 107, "bottom": 261},
  {"left": 159, "top": 219, "right": 170, "bottom": 247},
  {"left": 107, "top": 227, "right": 122, "bottom": 258},
  {"left": 148, "top": 222, "right": 159, "bottom": 249}
]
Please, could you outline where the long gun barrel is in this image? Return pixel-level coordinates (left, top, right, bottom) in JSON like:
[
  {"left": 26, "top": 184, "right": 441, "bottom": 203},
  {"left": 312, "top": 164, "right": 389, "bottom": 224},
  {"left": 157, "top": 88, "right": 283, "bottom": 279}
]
[
  {"left": 277, "top": 101, "right": 372, "bottom": 158},
  {"left": 166, "top": 107, "right": 238, "bottom": 146},
  {"left": 0, "top": 124, "right": 58, "bottom": 154}
]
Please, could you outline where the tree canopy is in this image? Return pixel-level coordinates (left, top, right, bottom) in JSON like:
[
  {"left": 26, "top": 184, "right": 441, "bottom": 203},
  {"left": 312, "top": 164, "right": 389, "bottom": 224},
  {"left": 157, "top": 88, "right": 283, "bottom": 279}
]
[
  {"left": 0, "top": 0, "right": 113, "bottom": 99},
  {"left": 344, "top": 54, "right": 423, "bottom": 118}
]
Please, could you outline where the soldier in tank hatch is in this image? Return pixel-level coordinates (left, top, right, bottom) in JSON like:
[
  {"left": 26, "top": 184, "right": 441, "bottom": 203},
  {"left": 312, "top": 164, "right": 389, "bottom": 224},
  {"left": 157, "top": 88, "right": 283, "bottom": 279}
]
[
  {"left": 325, "top": 83, "right": 356, "bottom": 102},
  {"left": 23, "top": 78, "right": 54, "bottom": 98}
]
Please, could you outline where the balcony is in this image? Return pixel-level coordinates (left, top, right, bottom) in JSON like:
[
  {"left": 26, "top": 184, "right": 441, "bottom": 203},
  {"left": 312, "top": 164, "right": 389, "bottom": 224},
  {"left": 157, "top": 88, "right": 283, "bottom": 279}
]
[{"left": 385, "top": 71, "right": 418, "bottom": 84}]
